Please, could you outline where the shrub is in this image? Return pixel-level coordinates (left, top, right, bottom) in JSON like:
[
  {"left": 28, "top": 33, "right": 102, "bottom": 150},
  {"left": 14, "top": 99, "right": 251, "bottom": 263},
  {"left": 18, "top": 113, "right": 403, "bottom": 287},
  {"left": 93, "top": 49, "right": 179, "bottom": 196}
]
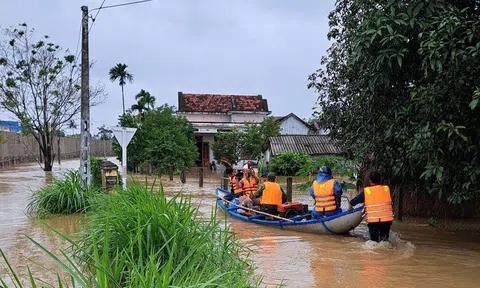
[
  {"left": 74, "top": 183, "right": 257, "bottom": 287},
  {"left": 27, "top": 171, "right": 96, "bottom": 218},
  {"left": 268, "top": 152, "right": 310, "bottom": 176},
  {"left": 90, "top": 156, "right": 104, "bottom": 188}
]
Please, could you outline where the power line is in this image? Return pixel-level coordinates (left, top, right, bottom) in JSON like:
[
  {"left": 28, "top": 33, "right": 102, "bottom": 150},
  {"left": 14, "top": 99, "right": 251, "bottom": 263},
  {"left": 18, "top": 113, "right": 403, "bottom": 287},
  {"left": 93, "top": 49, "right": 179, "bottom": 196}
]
[
  {"left": 89, "top": 0, "right": 107, "bottom": 34},
  {"left": 92, "top": 0, "right": 155, "bottom": 11}
]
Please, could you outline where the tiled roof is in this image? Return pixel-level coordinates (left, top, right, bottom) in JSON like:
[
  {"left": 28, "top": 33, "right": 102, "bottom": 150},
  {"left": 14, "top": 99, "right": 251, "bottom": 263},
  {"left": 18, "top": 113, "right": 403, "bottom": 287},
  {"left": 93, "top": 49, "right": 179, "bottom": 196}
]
[
  {"left": 264, "top": 135, "right": 342, "bottom": 156},
  {"left": 178, "top": 92, "right": 269, "bottom": 113}
]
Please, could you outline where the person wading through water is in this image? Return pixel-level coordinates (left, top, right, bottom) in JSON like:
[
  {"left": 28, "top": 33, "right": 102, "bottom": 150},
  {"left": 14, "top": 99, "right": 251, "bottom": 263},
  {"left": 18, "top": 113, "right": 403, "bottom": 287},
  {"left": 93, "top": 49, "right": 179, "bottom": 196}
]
[{"left": 349, "top": 170, "right": 394, "bottom": 242}]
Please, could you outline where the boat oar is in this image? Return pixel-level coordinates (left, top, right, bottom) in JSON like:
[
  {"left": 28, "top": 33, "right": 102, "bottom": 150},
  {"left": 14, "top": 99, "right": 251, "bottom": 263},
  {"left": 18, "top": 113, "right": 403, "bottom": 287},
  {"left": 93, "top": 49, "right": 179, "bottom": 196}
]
[{"left": 218, "top": 196, "right": 295, "bottom": 223}]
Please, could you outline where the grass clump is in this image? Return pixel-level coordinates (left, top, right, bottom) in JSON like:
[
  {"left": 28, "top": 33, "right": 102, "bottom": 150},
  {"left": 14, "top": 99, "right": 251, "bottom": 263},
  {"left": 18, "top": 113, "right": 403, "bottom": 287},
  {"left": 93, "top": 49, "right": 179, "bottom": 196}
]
[
  {"left": 73, "top": 183, "right": 256, "bottom": 287},
  {"left": 2, "top": 183, "right": 260, "bottom": 287},
  {"left": 27, "top": 170, "right": 97, "bottom": 218}
]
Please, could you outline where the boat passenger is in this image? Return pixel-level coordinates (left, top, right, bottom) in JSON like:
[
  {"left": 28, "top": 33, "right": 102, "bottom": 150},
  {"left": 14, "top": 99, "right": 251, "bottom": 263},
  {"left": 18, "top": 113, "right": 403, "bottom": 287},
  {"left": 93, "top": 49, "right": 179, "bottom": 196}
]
[
  {"left": 310, "top": 166, "right": 343, "bottom": 218},
  {"left": 250, "top": 168, "right": 259, "bottom": 191},
  {"left": 260, "top": 172, "right": 268, "bottom": 183},
  {"left": 349, "top": 171, "right": 394, "bottom": 242},
  {"left": 239, "top": 170, "right": 256, "bottom": 199},
  {"left": 224, "top": 169, "right": 243, "bottom": 201},
  {"left": 252, "top": 173, "right": 287, "bottom": 215}
]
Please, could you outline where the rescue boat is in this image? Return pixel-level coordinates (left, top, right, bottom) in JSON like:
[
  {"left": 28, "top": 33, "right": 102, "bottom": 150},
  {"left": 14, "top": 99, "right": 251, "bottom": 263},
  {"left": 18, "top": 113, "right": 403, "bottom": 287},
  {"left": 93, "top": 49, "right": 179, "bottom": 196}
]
[{"left": 215, "top": 188, "right": 364, "bottom": 235}]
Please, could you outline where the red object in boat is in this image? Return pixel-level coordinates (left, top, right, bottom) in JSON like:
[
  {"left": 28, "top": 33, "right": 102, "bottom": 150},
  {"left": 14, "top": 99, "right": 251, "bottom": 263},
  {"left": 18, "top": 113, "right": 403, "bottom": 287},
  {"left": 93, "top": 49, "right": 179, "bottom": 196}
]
[{"left": 277, "top": 202, "right": 303, "bottom": 213}]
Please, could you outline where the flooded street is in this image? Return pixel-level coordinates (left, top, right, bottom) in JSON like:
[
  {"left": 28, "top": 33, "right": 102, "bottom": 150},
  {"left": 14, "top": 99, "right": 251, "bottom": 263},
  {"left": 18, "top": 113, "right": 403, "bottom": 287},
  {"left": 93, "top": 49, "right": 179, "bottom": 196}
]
[{"left": 1, "top": 160, "right": 480, "bottom": 287}]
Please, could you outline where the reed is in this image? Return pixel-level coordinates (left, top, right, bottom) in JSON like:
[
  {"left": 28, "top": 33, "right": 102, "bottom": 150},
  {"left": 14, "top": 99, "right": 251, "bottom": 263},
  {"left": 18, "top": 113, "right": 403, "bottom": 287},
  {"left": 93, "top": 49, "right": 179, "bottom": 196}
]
[{"left": 26, "top": 170, "right": 96, "bottom": 219}]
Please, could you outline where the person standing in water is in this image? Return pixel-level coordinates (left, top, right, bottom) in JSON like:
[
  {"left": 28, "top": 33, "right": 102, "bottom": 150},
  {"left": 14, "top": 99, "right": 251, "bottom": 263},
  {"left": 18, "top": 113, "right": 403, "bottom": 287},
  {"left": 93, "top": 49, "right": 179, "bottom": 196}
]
[
  {"left": 310, "top": 166, "right": 343, "bottom": 218},
  {"left": 349, "top": 170, "right": 394, "bottom": 242}
]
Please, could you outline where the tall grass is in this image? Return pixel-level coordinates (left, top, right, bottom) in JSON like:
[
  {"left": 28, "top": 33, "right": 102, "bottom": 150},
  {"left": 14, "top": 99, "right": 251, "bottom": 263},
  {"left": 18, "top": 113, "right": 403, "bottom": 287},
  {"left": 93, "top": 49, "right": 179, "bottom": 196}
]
[
  {"left": 27, "top": 171, "right": 97, "bottom": 219},
  {"left": 74, "top": 183, "right": 257, "bottom": 287},
  {"left": 3, "top": 183, "right": 260, "bottom": 287}
]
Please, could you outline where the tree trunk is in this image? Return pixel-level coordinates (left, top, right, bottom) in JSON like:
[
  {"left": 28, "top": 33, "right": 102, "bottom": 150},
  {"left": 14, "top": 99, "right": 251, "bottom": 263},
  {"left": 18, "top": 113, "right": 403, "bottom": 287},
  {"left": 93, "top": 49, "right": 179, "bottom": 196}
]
[
  {"left": 121, "top": 84, "right": 125, "bottom": 115},
  {"left": 43, "top": 145, "right": 53, "bottom": 171},
  {"left": 57, "top": 137, "right": 61, "bottom": 165}
]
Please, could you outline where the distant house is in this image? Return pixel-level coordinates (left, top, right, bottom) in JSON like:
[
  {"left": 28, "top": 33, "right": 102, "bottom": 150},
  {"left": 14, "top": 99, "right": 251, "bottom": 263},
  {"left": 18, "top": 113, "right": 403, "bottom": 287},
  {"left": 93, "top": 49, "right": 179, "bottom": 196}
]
[
  {"left": 0, "top": 121, "right": 22, "bottom": 133},
  {"left": 263, "top": 135, "right": 342, "bottom": 163},
  {"left": 177, "top": 92, "right": 270, "bottom": 168},
  {"left": 274, "top": 113, "right": 327, "bottom": 135}
]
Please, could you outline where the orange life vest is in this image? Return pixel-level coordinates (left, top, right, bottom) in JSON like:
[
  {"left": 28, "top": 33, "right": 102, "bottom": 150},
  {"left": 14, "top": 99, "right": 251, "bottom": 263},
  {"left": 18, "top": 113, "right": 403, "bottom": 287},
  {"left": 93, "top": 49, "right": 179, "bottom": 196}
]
[
  {"left": 241, "top": 178, "right": 256, "bottom": 198},
  {"left": 230, "top": 176, "right": 243, "bottom": 194},
  {"left": 364, "top": 185, "right": 394, "bottom": 223},
  {"left": 251, "top": 177, "right": 259, "bottom": 191},
  {"left": 313, "top": 179, "right": 336, "bottom": 212},
  {"left": 260, "top": 182, "right": 283, "bottom": 206}
]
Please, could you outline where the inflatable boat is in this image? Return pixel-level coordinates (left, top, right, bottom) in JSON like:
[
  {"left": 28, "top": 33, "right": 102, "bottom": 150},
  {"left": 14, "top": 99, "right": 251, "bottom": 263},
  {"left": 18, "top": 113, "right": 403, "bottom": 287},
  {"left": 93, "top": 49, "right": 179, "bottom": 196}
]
[{"left": 215, "top": 188, "right": 364, "bottom": 235}]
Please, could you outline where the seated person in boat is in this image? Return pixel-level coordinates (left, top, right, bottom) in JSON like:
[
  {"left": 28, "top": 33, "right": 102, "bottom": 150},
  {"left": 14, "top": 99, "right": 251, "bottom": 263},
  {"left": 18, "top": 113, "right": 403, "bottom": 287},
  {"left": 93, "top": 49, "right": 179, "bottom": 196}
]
[
  {"left": 310, "top": 166, "right": 343, "bottom": 218},
  {"left": 238, "top": 169, "right": 258, "bottom": 199},
  {"left": 251, "top": 172, "right": 287, "bottom": 215},
  {"left": 225, "top": 168, "right": 243, "bottom": 201}
]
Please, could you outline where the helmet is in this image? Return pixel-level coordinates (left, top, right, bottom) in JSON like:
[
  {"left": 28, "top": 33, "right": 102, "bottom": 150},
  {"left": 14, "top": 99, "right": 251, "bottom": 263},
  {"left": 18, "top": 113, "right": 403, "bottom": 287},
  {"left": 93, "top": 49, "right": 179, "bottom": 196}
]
[{"left": 319, "top": 166, "right": 332, "bottom": 175}]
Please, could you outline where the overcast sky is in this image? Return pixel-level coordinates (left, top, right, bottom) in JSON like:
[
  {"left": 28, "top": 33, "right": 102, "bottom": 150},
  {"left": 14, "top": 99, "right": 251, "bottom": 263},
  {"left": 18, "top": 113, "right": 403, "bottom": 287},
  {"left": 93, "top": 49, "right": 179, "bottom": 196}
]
[{"left": 0, "top": 0, "right": 334, "bottom": 134}]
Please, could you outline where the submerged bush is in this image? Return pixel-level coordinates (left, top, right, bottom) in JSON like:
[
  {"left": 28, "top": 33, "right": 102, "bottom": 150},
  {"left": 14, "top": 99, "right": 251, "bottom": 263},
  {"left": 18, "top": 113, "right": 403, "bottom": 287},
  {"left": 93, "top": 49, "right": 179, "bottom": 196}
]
[
  {"left": 73, "top": 183, "right": 257, "bottom": 287},
  {"left": 27, "top": 171, "right": 96, "bottom": 218}
]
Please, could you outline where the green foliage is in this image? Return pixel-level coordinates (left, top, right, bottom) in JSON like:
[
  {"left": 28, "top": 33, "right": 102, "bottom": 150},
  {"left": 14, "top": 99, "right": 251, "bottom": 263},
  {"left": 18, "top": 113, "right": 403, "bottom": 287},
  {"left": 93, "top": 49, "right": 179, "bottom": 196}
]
[
  {"left": 26, "top": 171, "right": 97, "bottom": 218},
  {"left": 297, "top": 155, "right": 356, "bottom": 179},
  {"left": 0, "top": 24, "right": 105, "bottom": 171},
  {"left": 211, "top": 129, "right": 242, "bottom": 167},
  {"left": 427, "top": 217, "right": 439, "bottom": 228},
  {"left": 95, "top": 125, "right": 113, "bottom": 140},
  {"left": 268, "top": 152, "right": 310, "bottom": 176},
  {"left": 73, "top": 183, "right": 257, "bottom": 287},
  {"left": 309, "top": 0, "right": 480, "bottom": 203},
  {"left": 241, "top": 117, "right": 280, "bottom": 161},
  {"left": 90, "top": 156, "right": 104, "bottom": 188},
  {"left": 1, "top": 184, "right": 259, "bottom": 287},
  {"left": 211, "top": 117, "right": 280, "bottom": 166},
  {"left": 113, "top": 105, "right": 197, "bottom": 172}
]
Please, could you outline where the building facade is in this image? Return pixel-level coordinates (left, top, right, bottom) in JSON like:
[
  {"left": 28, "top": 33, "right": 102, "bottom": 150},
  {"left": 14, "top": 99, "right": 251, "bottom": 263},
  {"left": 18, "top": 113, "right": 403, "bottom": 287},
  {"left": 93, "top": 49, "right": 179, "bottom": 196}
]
[
  {"left": 274, "top": 113, "right": 318, "bottom": 135},
  {"left": 177, "top": 92, "right": 270, "bottom": 168}
]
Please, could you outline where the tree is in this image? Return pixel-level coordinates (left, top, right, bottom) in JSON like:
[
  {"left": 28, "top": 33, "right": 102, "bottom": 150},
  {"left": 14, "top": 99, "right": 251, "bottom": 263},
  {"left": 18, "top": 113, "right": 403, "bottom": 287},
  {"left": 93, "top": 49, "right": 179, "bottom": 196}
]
[
  {"left": 136, "top": 89, "right": 155, "bottom": 110},
  {"left": 211, "top": 129, "right": 243, "bottom": 167},
  {"left": 109, "top": 63, "right": 133, "bottom": 115},
  {"left": 0, "top": 24, "right": 105, "bottom": 171},
  {"left": 308, "top": 1, "right": 480, "bottom": 204},
  {"left": 95, "top": 125, "right": 113, "bottom": 140},
  {"left": 112, "top": 105, "right": 197, "bottom": 173},
  {"left": 241, "top": 117, "right": 280, "bottom": 161}
]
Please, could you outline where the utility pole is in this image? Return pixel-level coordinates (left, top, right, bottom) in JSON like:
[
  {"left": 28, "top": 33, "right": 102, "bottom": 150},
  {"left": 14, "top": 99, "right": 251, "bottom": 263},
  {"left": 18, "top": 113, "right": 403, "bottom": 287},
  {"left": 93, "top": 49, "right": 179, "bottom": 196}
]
[{"left": 80, "top": 5, "right": 91, "bottom": 188}]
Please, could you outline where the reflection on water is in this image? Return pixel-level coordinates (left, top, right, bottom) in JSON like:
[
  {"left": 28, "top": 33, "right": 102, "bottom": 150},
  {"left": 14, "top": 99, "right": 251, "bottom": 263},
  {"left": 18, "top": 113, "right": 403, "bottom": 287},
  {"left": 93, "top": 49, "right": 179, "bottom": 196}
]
[{"left": 1, "top": 161, "right": 480, "bottom": 287}]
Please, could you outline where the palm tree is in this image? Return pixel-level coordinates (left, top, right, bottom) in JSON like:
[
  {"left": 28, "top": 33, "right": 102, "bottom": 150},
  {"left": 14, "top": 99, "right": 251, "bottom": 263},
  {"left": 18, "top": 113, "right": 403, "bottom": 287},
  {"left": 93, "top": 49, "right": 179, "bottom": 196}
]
[
  {"left": 131, "top": 99, "right": 147, "bottom": 119},
  {"left": 135, "top": 89, "right": 156, "bottom": 110},
  {"left": 109, "top": 63, "right": 134, "bottom": 115},
  {"left": 68, "top": 119, "right": 77, "bottom": 136}
]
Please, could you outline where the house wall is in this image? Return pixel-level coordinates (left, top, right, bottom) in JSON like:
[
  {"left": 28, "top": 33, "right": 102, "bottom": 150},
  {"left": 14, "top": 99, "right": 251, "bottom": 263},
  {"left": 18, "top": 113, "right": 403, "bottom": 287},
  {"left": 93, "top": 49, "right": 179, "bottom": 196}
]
[
  {"left": 279, "top": 117, "right": 311, "bottom": 135},
  {"left": 181, "top": 113, "right": 230, "bottom": 123},
  {"left": 230, "top": 113, "right": 266, "bottom": 123}
]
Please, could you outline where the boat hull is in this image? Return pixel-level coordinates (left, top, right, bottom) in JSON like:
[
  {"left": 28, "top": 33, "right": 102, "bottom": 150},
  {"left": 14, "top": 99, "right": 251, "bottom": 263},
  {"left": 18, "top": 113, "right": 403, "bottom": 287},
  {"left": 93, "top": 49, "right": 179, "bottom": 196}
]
[{"left": 215, "top": 188, "right": 364, "bottom": 235}]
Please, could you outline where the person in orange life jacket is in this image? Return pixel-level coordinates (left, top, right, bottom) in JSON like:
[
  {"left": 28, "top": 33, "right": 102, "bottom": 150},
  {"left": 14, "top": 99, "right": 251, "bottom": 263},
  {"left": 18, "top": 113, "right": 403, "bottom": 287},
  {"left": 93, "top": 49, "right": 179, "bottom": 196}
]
[
  {"left": 238, "top": 169, "right": 257, "bottom": 198},
  {"left": 309, "top": 166, "right": 343, "bottom": 218},
  {"left": 252, "top": 173, "right": 287, "bottom": 215},
  {"left": 224, "top": 168, "right": 243, "bottom": 201},
  {"left": 348, "top": 170, "right": 394, "bottom": 242},
  {"left": 249, "top": 168, "right": 259, "bottom": 191},
  {"left": 241, "top": 172, "right": 269, "bottom": 209}
]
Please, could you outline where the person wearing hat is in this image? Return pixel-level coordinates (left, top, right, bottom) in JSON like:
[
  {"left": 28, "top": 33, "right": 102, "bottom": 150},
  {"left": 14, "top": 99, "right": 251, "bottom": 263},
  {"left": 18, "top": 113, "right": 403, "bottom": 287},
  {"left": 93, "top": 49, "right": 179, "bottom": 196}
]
[
  {"left": 310, "top": 166, "right": 343, "bottom": 218},
  {"left": 261, "top": 172, "right": 268, "bottom": 183},
  {"left": 252, "top": 172, "right": 287, "bottom": 215}
]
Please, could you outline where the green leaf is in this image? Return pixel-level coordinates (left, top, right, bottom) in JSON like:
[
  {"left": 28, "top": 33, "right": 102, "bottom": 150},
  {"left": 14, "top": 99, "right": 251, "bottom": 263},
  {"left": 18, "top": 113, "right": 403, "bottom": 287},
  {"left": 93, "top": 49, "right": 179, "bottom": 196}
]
[
  {"left": 387, "top": 25, "right": 393, "bottom": 34},
  {"left": 397, "top": 55, "right": 402, "bottom": 67},
  {"left": 469, "top": 98, "right": 479, "bottom": 110}
]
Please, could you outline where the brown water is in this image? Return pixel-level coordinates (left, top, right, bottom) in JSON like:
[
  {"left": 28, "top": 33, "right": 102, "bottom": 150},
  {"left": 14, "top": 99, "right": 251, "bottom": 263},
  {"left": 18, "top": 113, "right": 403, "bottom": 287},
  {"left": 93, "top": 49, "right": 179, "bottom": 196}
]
[{"left": 1, "top": 160, "right": 480, "bottom": 287}]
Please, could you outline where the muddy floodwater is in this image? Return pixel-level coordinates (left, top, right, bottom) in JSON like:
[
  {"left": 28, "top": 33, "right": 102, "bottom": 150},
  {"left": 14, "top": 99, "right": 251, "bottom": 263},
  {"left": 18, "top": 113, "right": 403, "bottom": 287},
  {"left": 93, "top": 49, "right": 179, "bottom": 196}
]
[{"left": 1, "top": 159, "right": 480, "bottom": 287}]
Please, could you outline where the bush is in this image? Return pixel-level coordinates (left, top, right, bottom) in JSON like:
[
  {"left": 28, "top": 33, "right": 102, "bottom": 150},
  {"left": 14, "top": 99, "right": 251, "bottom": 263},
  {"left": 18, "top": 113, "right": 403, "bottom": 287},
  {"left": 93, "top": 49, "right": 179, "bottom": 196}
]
[
  {"left": 73, "top": 183, "right": 257, "bottom": 287},
  {"left": 27, "top": 171, "right": 97, "bottom": 218},
  {"left": 268, "top": 152, "right": 310, "bottom": 176},
  {"left": 90, "top": 156, "right": 104, "bottom": 188}
]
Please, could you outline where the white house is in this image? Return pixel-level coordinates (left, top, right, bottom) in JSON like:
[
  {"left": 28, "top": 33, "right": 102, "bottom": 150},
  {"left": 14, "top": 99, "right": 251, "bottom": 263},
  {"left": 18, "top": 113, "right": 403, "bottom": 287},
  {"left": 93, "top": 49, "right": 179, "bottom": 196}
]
[
  {"left": 274, "top": 113, "right": 327, "bottom": 135},
  {"left": 177, "top": 92, "right": 270, "bottom": 168}
]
